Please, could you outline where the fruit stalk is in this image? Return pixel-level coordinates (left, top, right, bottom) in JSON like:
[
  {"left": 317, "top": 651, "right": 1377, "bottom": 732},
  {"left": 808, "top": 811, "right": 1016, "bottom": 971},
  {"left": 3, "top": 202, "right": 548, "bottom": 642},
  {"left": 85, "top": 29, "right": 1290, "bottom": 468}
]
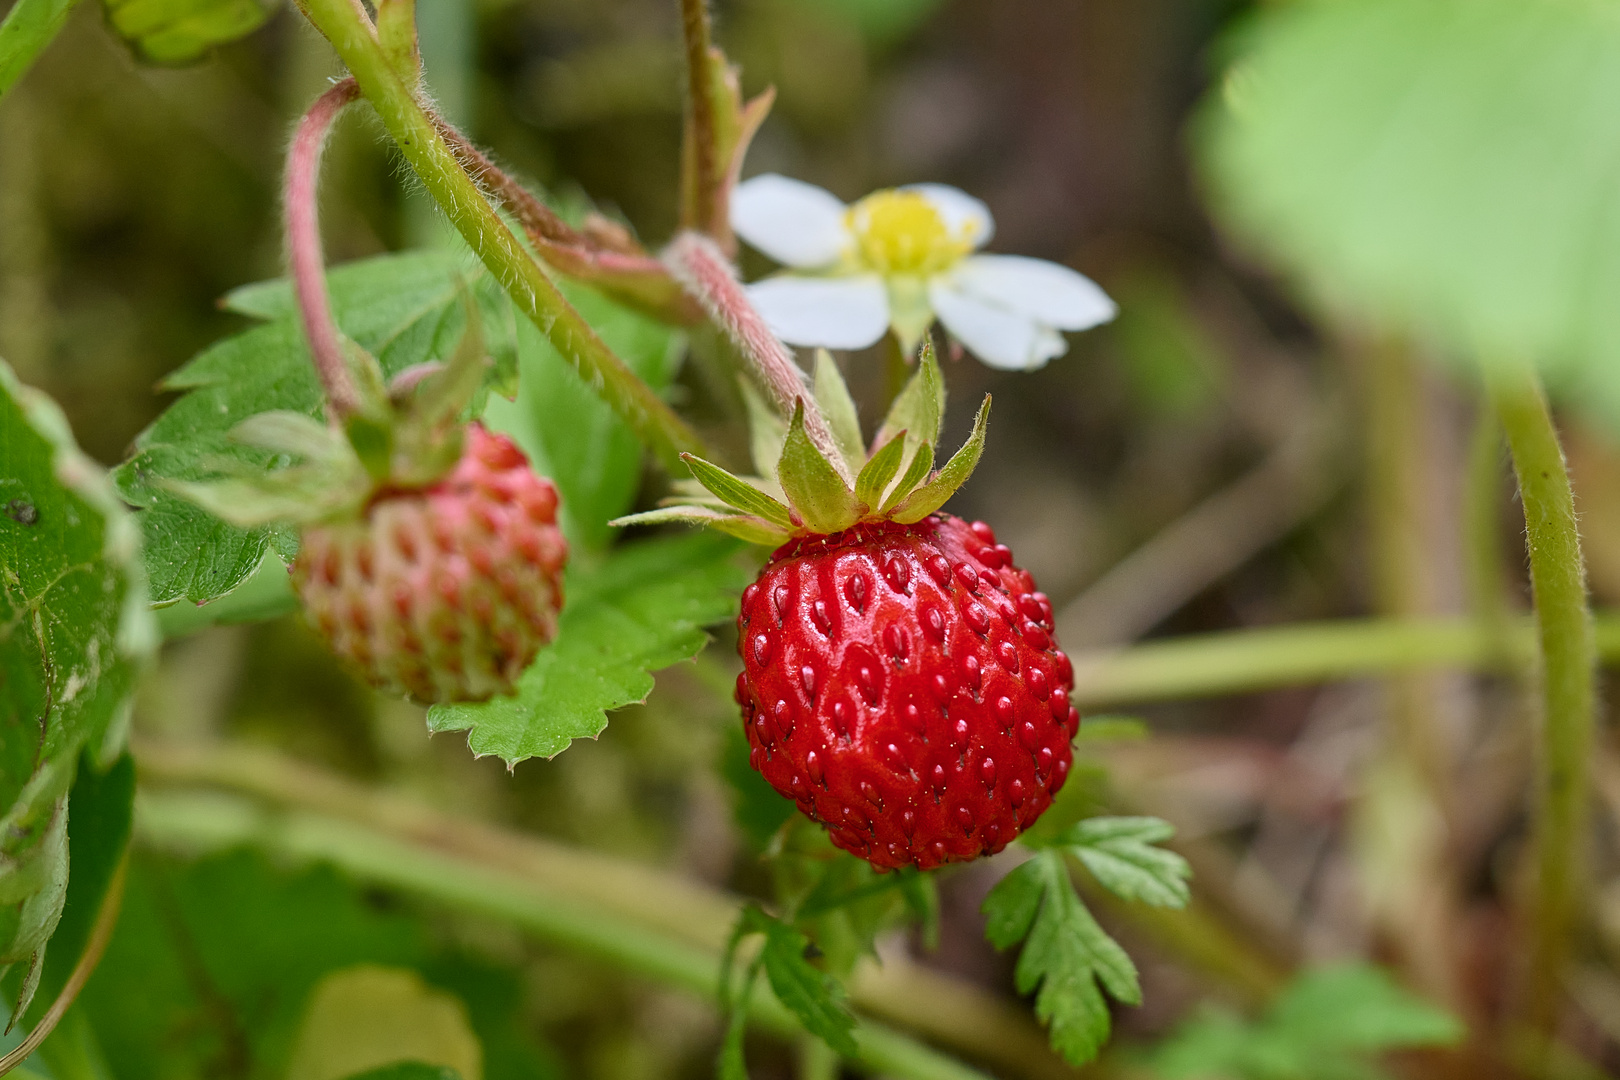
[
  {"left": 290, "top": 0, "right": 709, "bottom": 470},
  {"left": 1486, "top": 362, "right": 1596, "bottom": 1036},
  {"left": 665, "top": 231, "right": 849, "bottom": 475},
  {"left": 285, "top": 77, "right": 363, "bottom": 419}
]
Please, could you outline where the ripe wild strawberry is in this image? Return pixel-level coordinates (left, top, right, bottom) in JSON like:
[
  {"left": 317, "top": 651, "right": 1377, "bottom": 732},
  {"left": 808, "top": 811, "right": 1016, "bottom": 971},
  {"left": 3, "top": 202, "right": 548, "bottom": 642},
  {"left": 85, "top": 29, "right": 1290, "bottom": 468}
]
[
  {"left": 736, "top": 515, "right": 1074, "bottom": 869},
  {"left": 292, "top": 424, "right": 566, "bottom": 703},
  {"left": 616, "top": 342, "right": 1079, "bottom": 868}
]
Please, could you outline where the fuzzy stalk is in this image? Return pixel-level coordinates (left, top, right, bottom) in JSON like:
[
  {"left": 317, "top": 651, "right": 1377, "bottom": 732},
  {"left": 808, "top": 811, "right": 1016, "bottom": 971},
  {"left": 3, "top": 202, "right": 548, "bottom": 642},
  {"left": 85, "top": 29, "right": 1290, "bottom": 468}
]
[
  {"left": 0, "top": 0, "right": 80, "bottom": 101},
  {"left": 286, "top": 77, "right": 363, "bottom": 418},
  {"left": 1487, "top": 363, "right": 1596, "bottom": 1036},
  {"left": 678, "top": 0, "right": 722, "bottom": 238},
  {"left": 290, "top": 0, "right": 707, "bottom": 469},
  {"left": 664, "top": 231, "right": 849, "bottom": 476}
]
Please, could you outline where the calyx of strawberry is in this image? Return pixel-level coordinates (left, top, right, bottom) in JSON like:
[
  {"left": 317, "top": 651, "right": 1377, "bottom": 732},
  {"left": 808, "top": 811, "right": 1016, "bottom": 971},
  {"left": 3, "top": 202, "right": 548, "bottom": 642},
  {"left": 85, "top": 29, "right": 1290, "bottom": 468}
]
[
  {"left": 167, "top": 298, "right": 492, "bottom": 529},
  {"left": 614, "top": 341, "right": 990, "bottom": 545}
]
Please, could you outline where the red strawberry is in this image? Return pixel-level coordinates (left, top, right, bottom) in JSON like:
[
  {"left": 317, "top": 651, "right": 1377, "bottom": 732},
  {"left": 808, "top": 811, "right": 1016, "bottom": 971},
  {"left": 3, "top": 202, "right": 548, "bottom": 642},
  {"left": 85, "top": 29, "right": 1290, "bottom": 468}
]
[
  {"left": 292, "top": 423, "right": 567, "bottom": 703},
  {"left": 734, "top": 514, "right": 1076, "bottom": 870}
]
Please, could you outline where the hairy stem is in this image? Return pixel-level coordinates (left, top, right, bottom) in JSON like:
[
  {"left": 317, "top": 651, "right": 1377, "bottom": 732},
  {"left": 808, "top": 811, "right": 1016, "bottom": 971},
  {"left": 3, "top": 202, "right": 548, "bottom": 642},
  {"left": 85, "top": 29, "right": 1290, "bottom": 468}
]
[
  {"left": 664, "top": 232, "right": 849, "bottom": 477},
  {"left": 0, "top": 0, "right": 80, "bottom": 101},
  {"left": 132, "top": 740, "right": 1073, "bottom": 1080},
  {"left": 1487, "top": 364, "right": 1596, "bottom": 1035},
  {"left": 286, "top": 78, "right": 363, "bottom": 418},
  {"left": 678, "top": 0, "right": 721, "bottom": 237},
  {"left": 292, "top": 0, "right": 707, "bottom": 469}
]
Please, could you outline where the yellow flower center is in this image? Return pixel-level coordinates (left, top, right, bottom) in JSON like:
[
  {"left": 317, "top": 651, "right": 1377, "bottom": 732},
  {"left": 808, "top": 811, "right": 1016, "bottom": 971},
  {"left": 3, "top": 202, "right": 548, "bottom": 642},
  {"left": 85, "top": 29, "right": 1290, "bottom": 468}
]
[{"left": 846, "top": 189, "right": 976, "bottom": 276}]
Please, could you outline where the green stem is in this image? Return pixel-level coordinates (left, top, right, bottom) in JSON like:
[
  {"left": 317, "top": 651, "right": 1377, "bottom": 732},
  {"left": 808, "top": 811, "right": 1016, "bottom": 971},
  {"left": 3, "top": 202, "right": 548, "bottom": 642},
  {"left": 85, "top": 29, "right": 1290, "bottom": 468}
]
[
  {"left": 678, "top": 0, "right": 721, "bottom": 237},
  {"left": 0, "top": 0, "right": 80, "bottom": 100},
  {"left": 292, "top": 0, "right": 707, "bottom": 471},
  {"left": 1486, "top": 364, "right": 1596, "bottom": 1036}
]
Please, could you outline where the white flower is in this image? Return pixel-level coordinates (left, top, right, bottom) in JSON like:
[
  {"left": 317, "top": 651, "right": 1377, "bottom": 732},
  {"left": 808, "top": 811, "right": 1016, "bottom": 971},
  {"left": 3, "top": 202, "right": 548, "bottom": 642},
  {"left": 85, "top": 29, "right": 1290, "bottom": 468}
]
[{"left": 729, "top": 173, "right": 1117, "bottom": 371}]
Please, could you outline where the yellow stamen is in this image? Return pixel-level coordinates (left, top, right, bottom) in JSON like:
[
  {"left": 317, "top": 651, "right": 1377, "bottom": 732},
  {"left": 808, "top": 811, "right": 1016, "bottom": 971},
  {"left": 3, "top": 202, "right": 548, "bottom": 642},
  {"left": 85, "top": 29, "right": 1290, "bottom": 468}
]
[{"left": 846, "top": 190, "right": 976, "bottom": 276}]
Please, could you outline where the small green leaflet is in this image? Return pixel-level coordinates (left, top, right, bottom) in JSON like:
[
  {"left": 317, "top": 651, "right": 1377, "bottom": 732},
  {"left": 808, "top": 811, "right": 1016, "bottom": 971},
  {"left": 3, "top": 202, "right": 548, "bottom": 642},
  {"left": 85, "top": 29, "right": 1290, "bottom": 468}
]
[
  {"left": 1152, "top": 964, "right": 1463, "bottom": 1080},
  {"left": 719, "top": 905, "right": 858, "bottom": 1079},
  {"left": 102, "top": 0, "right": 272, "bottom": 65},
  {"left": 0, "top": 362, "right": 155, "bottom": 1018},
  {"left": 115, "top": 252, "right": 519, "bottom": 606},
  {"left": 1060, "top": 816, "right": 1191, "bottom": 909},
  {"left": 427, "top": 533, "right": 749, "bottom": 765},
  {"left": 982, "top": 850, "right": 1141, "bottom": 1067}
]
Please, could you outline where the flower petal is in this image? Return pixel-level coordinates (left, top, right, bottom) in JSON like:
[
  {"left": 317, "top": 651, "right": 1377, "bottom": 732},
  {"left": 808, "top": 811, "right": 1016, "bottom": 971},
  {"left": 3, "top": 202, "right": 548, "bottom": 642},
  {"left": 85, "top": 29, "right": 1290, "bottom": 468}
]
[
  {"left": 950, "top": 254, "right": 1117, "bottom": 330},
  {"left": 904, "top": 183, "right": 995, "bottom": 249},
  {"left": 747, "top": 275, "right": 891, "bottom": 349},
  {"left": 731, "top": 174, "right": 851, "bottom": 269},
  {"left": 929, "top": 279, "right": 1070, "bottom": 370}
]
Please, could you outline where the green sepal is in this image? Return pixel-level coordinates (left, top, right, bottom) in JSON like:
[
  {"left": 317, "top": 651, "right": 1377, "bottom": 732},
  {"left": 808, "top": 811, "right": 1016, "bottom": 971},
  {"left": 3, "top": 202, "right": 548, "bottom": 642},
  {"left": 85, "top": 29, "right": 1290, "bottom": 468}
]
[
  {"left": 682, "top": 455, "right": 794, "bottom": 529},
  {"left": 611, "top": 506, "right": 790, "bottom": 547},
  {"left": 389, "top": 288, "right": 489, "bottom": 486},
  {"left": 813, "top": 350, "right": 865, "bottom": 477},
  {"left": 778, "top": 400, "right": 860, "bottom": 534},
  {"left": 874, "top": 340, "right": 944, "bottom": 463},
  {"left": 854, "top": 431, "right": 906, "bottom": 511},
  {"left": 344, "top": 412, "right": 395, "bottom": 484},
  {"left": 892, "top": 395, "right": 990, "bottom": 524},
  {"left": 228, "top": 411, "right": 351, "bottom": 462},
  {"left": 741, "top": 381, "right": 788, "bottom": 483},
  {"left": 880, "top": 442, "right": 934, "bottom": 515}
]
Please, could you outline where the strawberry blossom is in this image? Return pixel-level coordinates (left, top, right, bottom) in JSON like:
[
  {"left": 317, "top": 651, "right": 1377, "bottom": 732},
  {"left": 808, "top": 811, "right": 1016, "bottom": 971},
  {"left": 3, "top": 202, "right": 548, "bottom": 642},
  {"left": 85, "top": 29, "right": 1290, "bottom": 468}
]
[{"left": 730, "top": 174, "right": 1117, "bottom": 370}]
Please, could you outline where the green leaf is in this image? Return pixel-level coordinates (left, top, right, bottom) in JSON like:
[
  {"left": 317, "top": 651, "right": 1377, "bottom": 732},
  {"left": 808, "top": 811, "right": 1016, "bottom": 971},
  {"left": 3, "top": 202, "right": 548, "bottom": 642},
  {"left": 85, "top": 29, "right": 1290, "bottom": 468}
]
[
  {"left": 874, "top": 342, "right": 944, "bottom": 466},
  {"left": 777, "top": 402, "right": 859, "bottom": 534},
  {"left": 116, "top": 252, "right": 519, "bottom": 605},
  {"left": 891, "top": 395, "right": 989, "bottom": 524},
  {"left": 0, "top": 363, "right": 154, "bottom": 1017},
  {"left": 982, "top": 851, "right": 1140, "bottom": 1067},
  {"left": 481, "top": 278, "right": 681, "bottom": 551},
  {"left": 744, "top": 907, "right": 858, "bottom": 1059},
  {"left": 812, "top": 351, "right": 866, "bottom": 476},
  {"left": 854, "top": 433, "right": 906, "bottom": 512},
  {"left": 102, "top": 0, "right": 272, "bottom": 65},
  {"left": 286, "top": 966, "right": 481, "bottom": 1080},
  {"left": 1198, "top": 0, "right": 1620, "bottom": 427},
  {"left": 426, "top": 532, "right": 750, "bottom": 765},
  {"left": 1058, "top": 816, "right": 1190, "bottom": 909},
  {"left": 681, "top": 455, "right": 794, "bottom": 529}
]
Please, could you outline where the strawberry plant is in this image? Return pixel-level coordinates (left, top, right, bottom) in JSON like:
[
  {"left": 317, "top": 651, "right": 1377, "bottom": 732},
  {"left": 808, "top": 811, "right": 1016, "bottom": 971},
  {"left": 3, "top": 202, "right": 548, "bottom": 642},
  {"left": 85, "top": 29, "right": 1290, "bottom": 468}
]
[{"left": 5, "top": 0, "right": 1620, "bottom": 1076}]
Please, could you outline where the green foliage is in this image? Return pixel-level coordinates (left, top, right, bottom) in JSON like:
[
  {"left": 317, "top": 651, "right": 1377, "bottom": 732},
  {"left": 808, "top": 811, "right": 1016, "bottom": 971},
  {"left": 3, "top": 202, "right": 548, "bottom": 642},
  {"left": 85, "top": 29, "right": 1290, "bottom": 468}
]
[
  {"left": 722, "top": 905, "right": 858, "bottom": 1073},
  {"left": 426, "top": 532, "right": 750, "bottom": 765},
  {"left": 115, "top": 253, "right": 519, "bottom": 606},
  {"left": 0, "top": 363, "right": 154, "bottom": 1017},
  {"left": 76, "top": 848, "right": 557, "bottom": 1080},
  {"left": 343, "top": 1066, "right": 464, "bottom": 1080},
  {"left": 482, "top": 279, "right": 683, "bottom": 553},
  {"left": 1150, "top": 964, "right": 1464, "bottom": 1080},
  {"left": 1060, "top": 817, "right": 1191, "bottom": 909},
  {"left": 982, "top": 850, "right": 1141, "bottom": 1067},
  {"left": 1199, "top": 0, "right": 1620, "bottom": 423},
  {"left": 101, "top": 0, "right": 271, "bottom": 65}
]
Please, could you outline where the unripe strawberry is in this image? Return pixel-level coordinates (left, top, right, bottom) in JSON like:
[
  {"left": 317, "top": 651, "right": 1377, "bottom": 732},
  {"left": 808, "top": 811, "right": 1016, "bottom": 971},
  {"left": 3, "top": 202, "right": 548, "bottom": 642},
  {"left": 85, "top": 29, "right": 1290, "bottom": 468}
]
[
  {"left": 735, "top": 514, "right": 1076, "bottom": 870},
  {"left": 292, "top": 424, "right": 567, "bottom": 703}
]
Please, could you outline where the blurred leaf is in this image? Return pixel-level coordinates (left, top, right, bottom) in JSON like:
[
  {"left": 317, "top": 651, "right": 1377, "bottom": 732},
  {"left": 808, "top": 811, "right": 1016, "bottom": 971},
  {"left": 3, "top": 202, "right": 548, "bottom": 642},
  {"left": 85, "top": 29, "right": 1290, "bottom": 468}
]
[
  {"left": 426, "top": 533, "right": 749, "bottom": 765},
  {"left": 982, "top": 850, "right": 1139, "bottom": 1067},
  {"left": 1075, "top": 716, "right": 1150, "bottom": 744},
  {"left": 1060, "top": 817, "right": 1191, "bottom": 909},
  {"left": 116, "top": 253, "right": 519, "bottom": 606},
  {"left": 0, "top": 362, "right": 154, "bottom": 1017},
  {"left": 782, "top": 0, "right": 944, "bottom": 45},
  {"left": 343, "top": 1066, "right": 463, "bottom": 1080},
  {"left": 1151, "top": 964, "right": 1463, "bottom": 1080},
  {"left": 286, "top": 965, "right": 481, "bottom": 1080},
  {"left": 102, "top": 0, "right": 272, "bottom": 65},
  {"left": 1108, "top": 271, "right": 1224, "bottom": 419},
  {"left": 1199, "top": 0, "right": 1620, "bottom": 423}
]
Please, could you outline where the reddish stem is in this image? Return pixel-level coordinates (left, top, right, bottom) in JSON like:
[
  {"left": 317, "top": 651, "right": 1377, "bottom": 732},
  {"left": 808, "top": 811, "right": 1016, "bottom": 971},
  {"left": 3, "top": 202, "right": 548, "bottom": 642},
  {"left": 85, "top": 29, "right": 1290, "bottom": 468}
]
[
  {"left": 286, "top": 77, "right": 362, "bottom": 418},
  {"left": 664, "top": 231, "right": 848, "bottom": 476}
]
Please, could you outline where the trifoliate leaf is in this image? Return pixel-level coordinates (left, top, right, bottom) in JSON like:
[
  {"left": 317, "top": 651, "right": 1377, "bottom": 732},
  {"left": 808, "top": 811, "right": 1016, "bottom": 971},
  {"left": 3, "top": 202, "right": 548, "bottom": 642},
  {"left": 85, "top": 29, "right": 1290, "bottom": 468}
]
[
  {"left": 681, "top": 455, "right": 794, "bottom": 528},
  {"left": 982, "top": 851, "right": 1140, "bottom": 1067},
  {"left": 891, "top": 395, "right": 989, "bottom": 524},
  {"left": 1059, "top": 816, "right": 1191, "bottom": 909},
  {"left": 742, "top": 907, "right": 858, "bottom": 1058},
  {"left": 1198, "top": 0, "right": 1620, "bottom": 430},
  {"left": 0, "top": 362, "right": 154, "bottom": 1018},
  {"left": 854, "top": 433, "right": 906, "bottom": 512},
  {"left": 874, "top": 342, "right": 944, "bottom": 465},
  {"left": 118, "top": 253, "right": 520, "bottom": 605},
  {"left": 778, "top": 402, "right": 860, "bottom": 534},
  {"left": 813, "top": 351, "right": 866, "bottom": 477},
  {"left": 102, "top": 0, "right": 272, "bottom": 65},
  {"left": 426, "top": 532, "right": 750, "bottom": 764}
]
